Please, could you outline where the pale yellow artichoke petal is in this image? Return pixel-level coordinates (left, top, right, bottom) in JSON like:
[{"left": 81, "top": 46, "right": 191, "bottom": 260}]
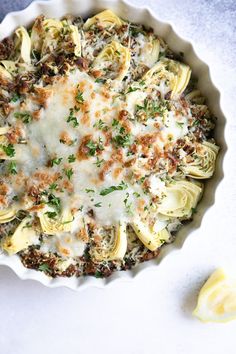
[
  {"left": 1, "top": 216, "right": 37, "bottom": 255},
  {"left": 142, "top": 58, "right": 191, "bottom": 97},
  {"left": 15, "top": 26, "right": 31, "bottom": 64},
  {"left": 131, "top": 219, "right": 170, "bottom": 251},
  {"left": 158, "top": 180, "right": 202, "bottom": 218},
  {"left": 185, "top": 89, "right": 205, "bottom": 104},
  {"left": 181, "top": 141, "right": 219, "bottom": 179},
  {"left": 0, "top": 207, "right": 17, "bottom": 224},
  {"left": 93, "top": 221, "right": 127, "bottom": 261},
  {"left": 140, "top": 38, "right": 160, "bottom": 68},
  {"left": 68, "top": 25, "right": 81, "bottom": 56},
  {"left": 84, "top": 10, "right": 124, "bottom": 30},
  {"left": 93, "top": 40, "right": 131, "bottom": 81},
  {"left": 0, "top": 65, "right": 13, "bottom": 81},
  {"left": 0, "top": 60, "right": 17, "bottom": 75},
  {"left": 38, "top": 207, "right": 74, "bottom": 235},
  {"left": 193, "top": 269, "right": 236, "bottom": 323}
]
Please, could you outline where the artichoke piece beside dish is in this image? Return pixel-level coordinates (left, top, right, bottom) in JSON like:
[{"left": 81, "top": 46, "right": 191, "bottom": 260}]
[{"left": 193, "top": 269, "right": 236, "bottom": 323}]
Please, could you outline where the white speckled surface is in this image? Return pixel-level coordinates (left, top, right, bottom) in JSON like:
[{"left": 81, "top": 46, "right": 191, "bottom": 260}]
[{"left": 0, "top": 1, "right": 236, "bottom": 353}]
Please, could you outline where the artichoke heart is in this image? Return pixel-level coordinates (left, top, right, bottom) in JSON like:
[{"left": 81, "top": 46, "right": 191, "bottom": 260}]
[
  {"left": 142, "top": 58, "right": 191, "bottom": 98},
  {"left": 131, "top": 219, "right": 170, "bottom": 251},
  {"left": 93, "top": 41, "right": 131, "bottom": 81},
  {"left": 84, "top": 10, "right": 124, "bottom": 30},
  {"left": 93, "top": 221, "right": 127, "bottom": 261},
  {"left": 181, "top": 141, "right": 219, "bottom": 179},
  {"left": 0, "top": 207, "right": 17, "bottom": 224},
  {"left": 31, "top": 18, "right": 63, "bottom": 55},
  {"left": 67, "top": 25, "right": 81, "bottom": 57},
  {"left": 38, "top": 207, "right": 74, "bottom": 235},
  {"left": 1, "top": 217, "right": 37, "bottom": 255},
  {"left": 15, "top": 27, "right": 31, "bottom": 64},
  {"left": 140, "top": 38, "right": 160, "bottom": 68},
  {"left": 158, "top": 180, "right": 203, "bottom": 218}
]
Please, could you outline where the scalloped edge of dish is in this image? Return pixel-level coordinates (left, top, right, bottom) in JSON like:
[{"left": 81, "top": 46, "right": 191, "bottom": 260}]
[{"left": 0, "top": 0, "right": 227, "bottom": 291}]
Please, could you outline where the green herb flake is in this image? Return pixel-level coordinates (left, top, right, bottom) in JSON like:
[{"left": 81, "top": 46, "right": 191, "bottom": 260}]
[
  {"left": 14, "top": 112, "right": 32, "bottom": 124},
  {"left": 93, "top": 157, "right": 105, "bottom": 168},
  {"left": 94, "top": 202, "right": 102, "bottom": 208},
  {"left": 68, "top": 154, "right": 76, "bottom": 163},
  {"left": 67, "top": 109, "right": 79, "bottom": 128},
  {"left": 85, "top": 188, "right": 95, "bottom": 193},
  {"left": 100, "top": 181, "right": 128, "bottom": 196},
  {"left": 44, "top": 211, "right": 57, "bottom": 219},
  {"left": 76, "top": 89, "right": 84, "bottom": 104},
  {"left": 11, "top": 93, "right": 20, "bottom": 103},
  {"left": 8, "top": 161, "right": 17, "bottom": 175},
  {"left": 1, "top": 144, "right": 15, "bottom": 157},
  {"left": 38, "top": 263, "right": 52, "bottom": 274},
  {"left": 51, "top": 157, "right": 63, "bottom": 166},
  {"left": 63, "top": 168, "right": 74, "bottom": 180}
]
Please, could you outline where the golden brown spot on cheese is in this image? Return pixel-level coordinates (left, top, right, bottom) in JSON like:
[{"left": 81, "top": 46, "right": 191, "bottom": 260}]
[
  {"left": 6, "top": 126, "right": 23, "bottom": 144},
  {"left": 76, "top": 228, "right": 89, "bottom": 243},
  {"left": 59, "top": 131, "right": 74, "bottom": 146},
  {"left": 32, "top": 109, "right": 42, "bottom": 121},
  {"left": 113, "top": 167, "right": 122, "bottom": 179},
  {"left": 77, "top": 134, "right": 92, "bottom": 161},
  {"left": 91, "top": 69, "right": 103, "bottom": 78},
  {"left": 91, "top": 92, "right": 96, "bottom": 99},
  {"left": 32, "top": 87, "right": 53, "bottom": 108}
]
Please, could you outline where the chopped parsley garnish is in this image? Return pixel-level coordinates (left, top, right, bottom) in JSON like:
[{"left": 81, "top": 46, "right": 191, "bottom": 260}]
[
  {"left": 95, "top": 78, "right": 106, "bottom": 84},
  {"left": 113, "top": 132, "right": 132, "bottom": 148},
  {"left": 133, "top": 192, "right": 141, "bottom": 198},
  {"left": 93, "top": 119, "right": 108, "bottom": 131},
  {"left": 8, "top": 161, "right": 17, "bottom": 174},
  {"left": 12, "top": 195, "right": 19, "bottom": 201},
  {"left": 47, "top": 194, "right": 61, "bottom": 213},
  {"left": 14, "top": 112, "right": 32, "bottom": 124},
  {"left": 11, "top": 93, "right": 20, "bottom": 102},
  {"left": 68, "top": 154, "right": 76, "bottom": 163},
  {"left": 76, "top": 89, "right": 84, "bottom": 104},
  {"left": 127, "top": 86, "right": 139, "bottom": 93},
  {"left": 49, "top": 182, "right": 58, "bottom": 191},
  {"left": 63, "top": 168, "right": 74, "bottom": 180},
  {"left": 1, "top": 144, "right": 15, "bottom": 157},
  {"left": 112, "top": 120, "right": 133, "bottom": 148},
  {"left": 94, "top": 202, "right": 102, "bottom": 207},
  {"left": 85, "top": 188, "right": 95, "bottom": 193},
  {"left": 112, "top": 119, "right": 119, "bottom": 127},
  {"left": 123, "top": 192, "right": 133, "bottom": 215},
  {"left": 51, "top": 157, "right": 62, "bottom": 166},
  {"left": 176, "top": 122, "right": 184, "bottom": 128},
  {"left": 38, "top": 263, "right": 52, "bottom": 274},
  {"left": 67, "top": 108, "right": 79, "bottom": 127},
  {"left": 100, "top": 181, "right": 128, "bottom": 196},
  {"left": 93, "top": 157, "right": 105, "bottom": 168},
  {"left": 44, "top": 211, "right": 57, "bottom": 219},
  {"left": 94, "top": 270, "right": 103, "bottom": 278},
  {"left": 136, "top": 98, "right": 169, "bottom": 120},
  {"left": 86, "top": 138, "right": 104, "bottom": 156}
]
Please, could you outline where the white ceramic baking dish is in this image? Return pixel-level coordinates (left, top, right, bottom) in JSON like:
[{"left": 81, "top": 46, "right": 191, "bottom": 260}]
[{"left": 0, "top": 0, "right": 226, "bottom": 290}]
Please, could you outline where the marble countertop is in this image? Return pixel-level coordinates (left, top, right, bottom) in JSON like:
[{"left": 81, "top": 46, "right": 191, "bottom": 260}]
[{"left": 0, "top": 1, "right": 236, "bottom": 354}]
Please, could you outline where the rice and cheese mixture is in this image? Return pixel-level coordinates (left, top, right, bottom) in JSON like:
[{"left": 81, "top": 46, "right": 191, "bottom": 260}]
[{"left": 0, "top": 10, "right": 219, "bottom": 277}]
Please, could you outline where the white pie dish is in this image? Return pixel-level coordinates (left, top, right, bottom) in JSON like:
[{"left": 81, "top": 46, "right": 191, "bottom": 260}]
[{"left": 0, "top": 0, "right": 226, "bottom": 290}]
